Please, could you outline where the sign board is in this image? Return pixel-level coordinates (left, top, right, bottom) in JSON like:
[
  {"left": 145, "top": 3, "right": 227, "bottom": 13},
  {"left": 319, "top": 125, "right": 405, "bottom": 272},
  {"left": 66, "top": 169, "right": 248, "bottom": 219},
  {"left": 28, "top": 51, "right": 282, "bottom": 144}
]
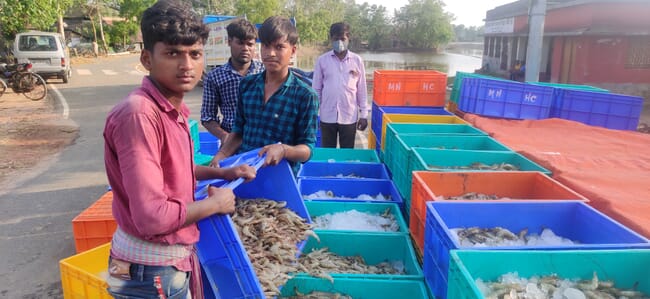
[{"left": 484, "top": 17, "right": 515, "bottom": 34}]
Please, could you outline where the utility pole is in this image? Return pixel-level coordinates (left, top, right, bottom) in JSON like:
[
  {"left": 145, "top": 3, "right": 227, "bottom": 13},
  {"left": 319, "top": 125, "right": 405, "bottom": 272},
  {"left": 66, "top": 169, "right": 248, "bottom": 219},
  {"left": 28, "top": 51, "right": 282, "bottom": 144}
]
[{"left": 525, "top": 0, "right": 546, "bottom": 82}]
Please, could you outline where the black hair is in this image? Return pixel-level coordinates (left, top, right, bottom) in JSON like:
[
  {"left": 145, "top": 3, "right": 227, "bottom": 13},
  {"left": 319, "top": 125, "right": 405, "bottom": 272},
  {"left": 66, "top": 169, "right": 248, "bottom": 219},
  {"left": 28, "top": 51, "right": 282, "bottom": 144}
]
[
  {"left": 140, "top": 0, "right": 209, "bottom": 51},
  {"left": 226, "top": 18, "right": 258, "bottom": 41},
  {"left": 258, "top": 16, "right": 298, "bottom": 46},
  {"left": 329, "top": 22, "right": 350, "bottom": 38}
]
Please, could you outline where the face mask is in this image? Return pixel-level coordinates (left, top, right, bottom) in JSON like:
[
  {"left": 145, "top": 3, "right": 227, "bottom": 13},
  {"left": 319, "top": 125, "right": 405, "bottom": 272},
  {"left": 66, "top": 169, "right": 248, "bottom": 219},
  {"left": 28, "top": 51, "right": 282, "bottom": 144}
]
[{"left": 332, "top": 40, "right": 348, "bottom": 53}]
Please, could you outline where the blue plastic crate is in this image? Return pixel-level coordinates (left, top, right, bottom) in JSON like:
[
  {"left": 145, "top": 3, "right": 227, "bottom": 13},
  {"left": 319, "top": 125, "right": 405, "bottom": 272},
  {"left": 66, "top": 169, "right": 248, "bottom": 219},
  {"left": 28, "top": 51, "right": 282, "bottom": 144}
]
[
  {"left": 304, "top": 201, "right": 409, "bottom": 234},
  {"left": 198, "top": 131, "right": 221, "bottom": 155},
  {"left": 280, "top": 277, "right": 430, "bottom": 298},
  {"left": 461, "top": 78, "right": 555, "bottom": 119},
  {"left": 196, "top": 156, "right": 311, "bottom": 299},
  {"left": 297, "top": 231, "right": 423, "bottom": 280},
  {"left": 299, "top": 178, "right": 404, "bottom": 209},
  {"left": 297, "top": 161, "right": 390, "bottom": 180},
  {"left": 370, "top": 102, "right": 452, "bottom": 146},
  {"left": 424, "top": 201, "right": 650, "bottom": 299},
  {"left": 554, "top": 89, "right": 643, "bottom": 130}
]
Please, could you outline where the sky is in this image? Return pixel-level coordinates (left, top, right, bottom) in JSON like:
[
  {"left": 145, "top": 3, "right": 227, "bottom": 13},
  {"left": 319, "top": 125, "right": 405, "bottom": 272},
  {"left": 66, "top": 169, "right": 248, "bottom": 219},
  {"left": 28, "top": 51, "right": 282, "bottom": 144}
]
[{"left": 358, "top": 0, "right": 515, "bottom": 27}]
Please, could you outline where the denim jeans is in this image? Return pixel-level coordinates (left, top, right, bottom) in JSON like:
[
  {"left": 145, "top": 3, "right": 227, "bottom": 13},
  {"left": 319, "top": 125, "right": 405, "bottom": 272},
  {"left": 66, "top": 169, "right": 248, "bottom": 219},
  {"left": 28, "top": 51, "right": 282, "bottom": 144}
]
[{"left": 106, "top": 257, "right": 190, "bottom": 299}]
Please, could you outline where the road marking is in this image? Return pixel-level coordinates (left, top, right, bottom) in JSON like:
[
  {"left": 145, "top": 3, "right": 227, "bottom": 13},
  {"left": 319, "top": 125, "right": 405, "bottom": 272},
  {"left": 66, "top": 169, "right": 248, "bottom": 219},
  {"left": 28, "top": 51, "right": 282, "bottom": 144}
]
[
  {"left": 49, "top": 84, "right": 69, "bottom": 119},
  {"left": 76, "top": 69, "right": 92, "bottom": 75},
  {"left": 102, "top": 69, "right": 118, "bottom": 75},
  {"left": 128, "top": 70, "right": 142, "bottom": 75}
]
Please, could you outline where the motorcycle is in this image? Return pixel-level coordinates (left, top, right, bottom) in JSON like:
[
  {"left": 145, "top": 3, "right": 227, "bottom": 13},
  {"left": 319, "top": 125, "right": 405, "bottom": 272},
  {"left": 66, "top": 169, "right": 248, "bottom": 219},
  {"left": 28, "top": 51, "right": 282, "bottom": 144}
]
[{"left": 0, "top": 62, "right": 48, "bottom": 101}]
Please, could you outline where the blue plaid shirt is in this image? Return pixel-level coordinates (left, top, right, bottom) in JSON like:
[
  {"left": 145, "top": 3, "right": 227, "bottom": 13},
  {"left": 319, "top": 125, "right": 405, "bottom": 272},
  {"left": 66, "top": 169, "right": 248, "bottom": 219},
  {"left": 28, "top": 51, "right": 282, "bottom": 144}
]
[
  {"left": 233, "top": 70, "right": 319, "bottom": 172},
  {"left": 201, "top": 60, "right": 264, "bottom": 132}
]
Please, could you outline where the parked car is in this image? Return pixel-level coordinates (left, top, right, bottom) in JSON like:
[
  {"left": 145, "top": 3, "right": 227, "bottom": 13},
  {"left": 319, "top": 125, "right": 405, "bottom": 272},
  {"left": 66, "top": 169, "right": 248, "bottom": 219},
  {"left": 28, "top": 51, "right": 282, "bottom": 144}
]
[{"left": 13, "top": 31, "right": 72, "bottom": 83}]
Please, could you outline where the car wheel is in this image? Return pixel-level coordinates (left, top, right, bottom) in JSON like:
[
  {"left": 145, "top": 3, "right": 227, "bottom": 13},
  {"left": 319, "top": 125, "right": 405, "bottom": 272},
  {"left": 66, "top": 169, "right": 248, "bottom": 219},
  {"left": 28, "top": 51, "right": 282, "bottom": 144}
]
[{"left": 62, "top": 69, "right": 70, "bottom": 83}]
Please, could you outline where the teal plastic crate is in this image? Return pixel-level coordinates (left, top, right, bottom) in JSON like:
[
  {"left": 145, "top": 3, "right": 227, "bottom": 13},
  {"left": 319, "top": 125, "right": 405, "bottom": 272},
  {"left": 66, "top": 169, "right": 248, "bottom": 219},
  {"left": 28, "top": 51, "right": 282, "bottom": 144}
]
[
  {"left": 310, "top": 148, "right": 380, "bottom": 163},
  {"left": 189, "top": 119, "right": 200, "bottom": 153},
  {"left": 297, "top": 231, "right": 423, "bottom": 280},
  {"left": 194, "top": 153, "right": 213, "bottom": 166},
  {"left": 448, "top": 250, "right": 650, "bottom": 299},
  {"left": 279, "top": 276, "right": 430, "bottom": 298},
  {"left": 412, "top": 148, "right": 551, "bottom": 175},
  {"left": 389, "top": 135, "right": 513, "bottom": 196},
  {"left": 426, "top": 201, "right": 650, "bottom": 299},
  {"left": 384, "top": 123, "right": 487, "bottom": 174},
  {"left": 304, "top": 201, "right": 408, "bottom": 234}
]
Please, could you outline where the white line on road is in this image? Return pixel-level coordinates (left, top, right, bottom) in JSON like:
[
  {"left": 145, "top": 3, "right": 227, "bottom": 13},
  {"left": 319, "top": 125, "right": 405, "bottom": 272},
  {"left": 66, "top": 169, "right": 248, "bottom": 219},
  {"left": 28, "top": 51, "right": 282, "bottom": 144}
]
[
  {"left": 102, "top": 70, "right": 118, "bottom": 75},
  {"left": 50, "top": 84, "right": 69, "bottom": 119},
  {"left": 77, "top": 69, "right": 92, "bottom": 75}
]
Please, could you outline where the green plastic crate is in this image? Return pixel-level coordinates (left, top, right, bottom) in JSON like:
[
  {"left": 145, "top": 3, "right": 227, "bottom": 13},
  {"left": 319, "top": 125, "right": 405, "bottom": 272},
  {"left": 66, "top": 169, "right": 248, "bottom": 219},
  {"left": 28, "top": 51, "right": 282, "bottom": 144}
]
[
  {"left": 388, "top": 135, "right": 513, "bottom": 196},
  {"left": 412, "top": 148, "right": 551, "bottom": 175},
  {"left": 279, "top": 277, "right": 430, "bottom": 299},
  {"left": 194, "top": 153, "right": 213, "bottom": 166},
  {"left": 383, "top": 123, "right": 487, "bottom": 174},
  {"left": 450, "top": 71, "right": 506, "bottom": 104},
  {"left": 310, "top": 148, "right": 380, "bottom": 163},
  {"left": 448, "top": 250, "right": 650, "bottom": 299},
  {"left": 298, "top": 231, "right": 423, "bottom": 280},
  {"left": 189, "top": 119, "right": 200, "bottom": 153},
  {"left": 304, "top": 201, "right": 409, "bottom": 234}
]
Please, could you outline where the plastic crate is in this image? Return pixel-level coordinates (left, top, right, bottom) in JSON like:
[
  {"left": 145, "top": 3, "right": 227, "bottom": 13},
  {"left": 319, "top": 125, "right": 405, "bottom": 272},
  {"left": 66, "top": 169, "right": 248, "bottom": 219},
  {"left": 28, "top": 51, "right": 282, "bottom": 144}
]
[
  {"left": 72, "top": 191, "right": 116, "bottom": 253},
  {"left": 196, "top": 157, "right": 311, "bottom": 299},
  {"left": 460, "top": 78, "right": 555, "bottom": 119},
  {"left": 299, "top": 178, "right": 404, "bottom": 208},
  {"left": 408, "top": 171, "right": 589, "bottom": 257},
  {"left": 448, "top": 250, "right": 650, "bottom": 299},
  {"left": 450, "top": 72, "right": 506, "bottom": 104},
  {"left": 380, "top": 114, "right": 468, "bottom": 151},
  {"left": 412, "top": 148, "right": 551, "bottom": 175},
  {"left": 297, "top": 231, "right": 423, "bottom": 280},
  {"left": 297, "top": 161, "right": 390, "bottom": 180},
  {"left": 370, "top": 102, "right": 452, "bottom": 146},
  {"left": 529, "top": 82, "right": 610, "bottom": 118},
  {"left": 310, "top": 148, "right": 380, "bottom": 163},
  {"left": 553, "top": 89, "right": 643, "bottom": 130},
  {"left": 373, "top": 69, "right": 447, "bottom": 106},
  {"left": 388, "top": 135, "right": 512, "bottom": 193},
  {"left": 424, "top": 201, "right": 650, "bottom": 299},
  {"left": 60, "top": 243, "right": 111, "bottom": 299},
  {"left": 194, "top": 153, "right": 214, "bottom": 166},
  {"left": 198, "top": 131, "right": 221, "bottom": 155},
  {"left": 279, "top": 276, "right": 430, "bottom": 298},
  {"left": 304, "top": 201, "right": 408, "bottom": 234},
  {"left": 368, "top": 128, "right": 376, "bottom": 149},
  {"left": 189, "top": 119, "right": 200, "bottom": 153}
]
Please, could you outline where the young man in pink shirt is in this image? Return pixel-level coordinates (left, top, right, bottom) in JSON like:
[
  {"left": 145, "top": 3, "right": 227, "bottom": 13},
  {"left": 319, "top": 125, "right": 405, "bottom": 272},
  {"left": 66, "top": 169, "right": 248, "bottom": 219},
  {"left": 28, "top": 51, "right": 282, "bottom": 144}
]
[
  {"left": 103, "top": 1, "right": 255, "bottom": 298},
  {"left": 312, "top": 22, "right": 369, "bottom": 148}
]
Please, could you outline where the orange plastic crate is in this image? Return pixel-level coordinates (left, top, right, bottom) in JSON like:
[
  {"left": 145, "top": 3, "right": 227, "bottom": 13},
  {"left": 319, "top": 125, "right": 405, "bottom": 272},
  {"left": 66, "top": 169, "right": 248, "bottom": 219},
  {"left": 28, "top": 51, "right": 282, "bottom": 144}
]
[
  {"left": 409, "top": 171, "right": 589, "bottom": 254},
  {"left": 72, "top": 191, "right": 116, "bottom": 253},
  {"left": 373, "top": 70, "right": 447, "bottom": 106}
]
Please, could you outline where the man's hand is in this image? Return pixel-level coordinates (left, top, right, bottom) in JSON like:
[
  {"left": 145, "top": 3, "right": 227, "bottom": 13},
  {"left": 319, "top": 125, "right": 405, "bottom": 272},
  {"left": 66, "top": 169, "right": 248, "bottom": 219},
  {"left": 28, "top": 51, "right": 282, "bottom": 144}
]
[
  {"left": 357, "top": 118, "right": 368, "bottom": 131},
  {"left": 206, "top": 186, "right": 236, "bottom": 214},
  {"left": 223, "top": 164, "right": 257, "bottom": 182},
  {"left": 259, "top": 143, "right": 286, "bottom": 166},
  {"left": 209, "top": 151, "right": 226, "bottom": 168}
]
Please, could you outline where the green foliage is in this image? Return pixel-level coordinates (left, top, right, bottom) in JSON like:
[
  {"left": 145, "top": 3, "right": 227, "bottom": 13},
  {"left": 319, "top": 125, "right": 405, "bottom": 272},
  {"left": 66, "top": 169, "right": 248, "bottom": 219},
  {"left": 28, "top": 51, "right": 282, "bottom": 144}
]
[
  {"left": 453, "top": 24, "right": 483, "bottom": 42},
  {"left": 394, "top": 0, "right": 453, "bottom": 50},
  {"left": 234, "top": 0, "right": 282, "bottom": 24},
  {"left": 0, "top": 0, "right": 74, "bottom": 39},
  {"left": 118, "top": 0, "right": 155, "bottom": 22},
  {"left": 106, "top": 21, "right": 138, "bottom": 48}
]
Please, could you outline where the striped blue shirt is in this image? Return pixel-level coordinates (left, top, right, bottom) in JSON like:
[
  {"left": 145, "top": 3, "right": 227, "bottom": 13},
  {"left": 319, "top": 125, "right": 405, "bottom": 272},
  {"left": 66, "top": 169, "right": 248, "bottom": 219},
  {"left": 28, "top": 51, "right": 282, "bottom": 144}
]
[
  {"left": 201, "top": 60, "right": 264, "bottom": 132},
  {"left": 233, "top": 70, "right": 319, "bottom": 172}
]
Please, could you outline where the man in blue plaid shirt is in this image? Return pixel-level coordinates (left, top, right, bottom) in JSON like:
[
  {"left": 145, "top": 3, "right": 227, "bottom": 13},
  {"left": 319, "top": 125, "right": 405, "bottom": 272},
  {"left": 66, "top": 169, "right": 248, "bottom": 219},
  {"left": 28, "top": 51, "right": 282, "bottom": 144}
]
[
  {"left": 210, "top": 16, "right": 319, "bottom": 173},
  {"left": 201, "top": 19, "right": 264, "bottom": 143}
]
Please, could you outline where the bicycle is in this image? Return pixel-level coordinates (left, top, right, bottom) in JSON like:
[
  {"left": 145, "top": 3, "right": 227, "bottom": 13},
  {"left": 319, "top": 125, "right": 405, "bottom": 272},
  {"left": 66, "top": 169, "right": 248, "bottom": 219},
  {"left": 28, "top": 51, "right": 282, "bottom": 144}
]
[{"left": 0, "top": 62, "right": 48, "bottom": 101}]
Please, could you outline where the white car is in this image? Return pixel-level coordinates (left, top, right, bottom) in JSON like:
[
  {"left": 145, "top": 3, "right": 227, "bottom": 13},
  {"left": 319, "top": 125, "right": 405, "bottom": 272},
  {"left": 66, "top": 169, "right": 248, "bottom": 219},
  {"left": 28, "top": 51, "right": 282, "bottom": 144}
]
[{"left": 14, "top": 31, "right": 72, "bottom": 83}]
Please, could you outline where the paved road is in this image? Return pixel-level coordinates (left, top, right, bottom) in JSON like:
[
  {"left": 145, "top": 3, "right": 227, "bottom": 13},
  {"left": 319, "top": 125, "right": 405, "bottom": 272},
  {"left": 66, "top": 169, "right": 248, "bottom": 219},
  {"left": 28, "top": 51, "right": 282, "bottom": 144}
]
[{"left": 0, "top": 53, "right": 368, "bottom": 298}]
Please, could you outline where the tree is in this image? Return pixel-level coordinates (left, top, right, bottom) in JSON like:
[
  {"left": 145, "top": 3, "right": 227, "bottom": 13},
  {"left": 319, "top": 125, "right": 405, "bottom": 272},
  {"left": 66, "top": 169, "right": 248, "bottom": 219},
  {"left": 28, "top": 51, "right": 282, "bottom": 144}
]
[
  {"left": 234, "top": 0, "right": 282, "bottom": 24},
  {"left": 394, "top": 0, "right": 453, "bottom": 51},
  {"left": 0, "top": 0, "right": 74, "bottom": 40}
]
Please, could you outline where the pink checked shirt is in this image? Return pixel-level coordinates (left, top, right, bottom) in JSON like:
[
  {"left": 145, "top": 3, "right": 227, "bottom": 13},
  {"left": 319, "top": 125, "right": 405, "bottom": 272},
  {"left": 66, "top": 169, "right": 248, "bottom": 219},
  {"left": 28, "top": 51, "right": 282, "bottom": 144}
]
[
  {"left": 104, "top": 77, "right": 197, "bottom": 259},
  {"left": 312, "top": 50, "right": 369, "bottom": 124}
]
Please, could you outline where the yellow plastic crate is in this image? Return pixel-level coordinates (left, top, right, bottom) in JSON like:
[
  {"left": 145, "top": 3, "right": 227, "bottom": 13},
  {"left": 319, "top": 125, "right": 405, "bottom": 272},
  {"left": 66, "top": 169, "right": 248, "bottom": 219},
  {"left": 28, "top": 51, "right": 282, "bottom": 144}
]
[
  {"left": 60, "top": 243, "right": 111, "bottom": 299},
  {"left": 380, "top": 114, "right": 468, "bottom": 150},
  {"left": 368, "top": 129, "right": 376, "bottom": 149}
]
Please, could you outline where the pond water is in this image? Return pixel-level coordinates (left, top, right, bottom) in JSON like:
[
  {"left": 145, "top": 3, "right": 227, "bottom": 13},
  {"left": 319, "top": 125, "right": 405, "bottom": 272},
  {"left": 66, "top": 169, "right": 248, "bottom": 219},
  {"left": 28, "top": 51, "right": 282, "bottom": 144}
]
[{"left": 296, "top": 44, "right": 484, "bottom": 77}]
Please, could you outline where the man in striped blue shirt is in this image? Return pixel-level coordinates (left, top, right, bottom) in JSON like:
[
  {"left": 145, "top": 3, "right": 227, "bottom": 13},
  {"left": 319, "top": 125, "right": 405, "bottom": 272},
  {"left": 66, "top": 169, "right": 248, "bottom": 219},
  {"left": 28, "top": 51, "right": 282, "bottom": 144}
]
[
  {"left": 210, "top": 16, "right": 319, "bottom": 174},
  {"left": 201, "top": 18, "right": 264, "bottom": 143}
]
